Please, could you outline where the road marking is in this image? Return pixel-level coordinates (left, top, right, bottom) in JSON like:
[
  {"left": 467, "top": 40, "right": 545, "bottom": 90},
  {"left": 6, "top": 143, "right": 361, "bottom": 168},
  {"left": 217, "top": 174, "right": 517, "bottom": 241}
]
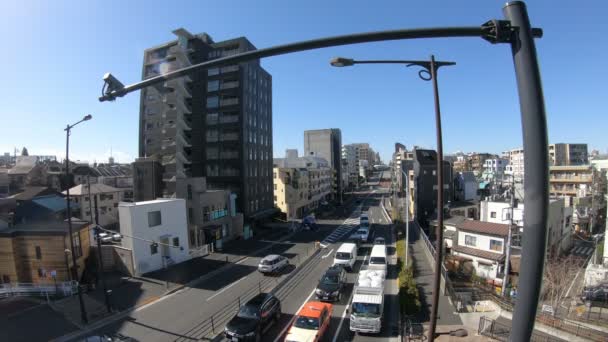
[
  {"left": 236, "top": 257, "right": 249, "bottom": 264},
  {"left": 273, "top": 288, "right": 317, "bottom": 342},
  {"left": 322, "top": 248, "right": 334, "bottom": 259},
  {"left": 206, "top": 276, "right": 248, "bottom": 301},
  {"left": 331, "top": 303, "right": 351, "bottom": 342}
]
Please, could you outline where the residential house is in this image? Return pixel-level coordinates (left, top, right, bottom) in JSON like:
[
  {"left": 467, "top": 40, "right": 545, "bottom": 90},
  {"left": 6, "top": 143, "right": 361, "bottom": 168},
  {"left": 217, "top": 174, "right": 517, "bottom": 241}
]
[
  {"left": 0, "top": 218, "right": 91, "bottom": 284},
  {"left": 63, "top": 183, "right": 124, "bottom": 228},
  {"left": 118, "top": 199, "right": 190, "bottom": 276},
  {"left": 452, "top": 220, "right": 510, "bottom": 283}
]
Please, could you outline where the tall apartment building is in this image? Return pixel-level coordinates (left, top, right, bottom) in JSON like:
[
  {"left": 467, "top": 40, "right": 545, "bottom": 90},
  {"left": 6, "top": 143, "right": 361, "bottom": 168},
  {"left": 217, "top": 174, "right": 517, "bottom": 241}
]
[
  {"left": 304, "top": 129, "right": 342, "bottom": 200},
  {"left": 138, "top": 29, "right": 273, "bottom": 220},
  {"left": 549, "top": 143, "right": 588, "bottom": 166},
  {"left": 503, "top": 148, "right": 525, "bottom": 181},
  {"left": 341, "top": 144, "right": 358, "bottom": 188},
  {"left": 411, "top": 148, "right": 453, "bottom": 227}
]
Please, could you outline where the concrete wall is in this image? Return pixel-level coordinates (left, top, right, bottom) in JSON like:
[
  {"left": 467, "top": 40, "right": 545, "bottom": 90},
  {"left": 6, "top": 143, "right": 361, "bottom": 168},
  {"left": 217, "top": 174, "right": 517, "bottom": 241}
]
[
  {"left": 457, "top": 231, "right": 505, "bottom": 255},
  {"left": 118, "top": 199, "right": 189, "bottom": 276}
]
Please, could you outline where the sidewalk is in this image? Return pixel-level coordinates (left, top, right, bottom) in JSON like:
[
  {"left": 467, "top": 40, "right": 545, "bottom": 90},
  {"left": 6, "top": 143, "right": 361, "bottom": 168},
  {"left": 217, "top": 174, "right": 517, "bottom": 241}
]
[{"left": 409, "top": 221, "right": 462, "bottom": 326}]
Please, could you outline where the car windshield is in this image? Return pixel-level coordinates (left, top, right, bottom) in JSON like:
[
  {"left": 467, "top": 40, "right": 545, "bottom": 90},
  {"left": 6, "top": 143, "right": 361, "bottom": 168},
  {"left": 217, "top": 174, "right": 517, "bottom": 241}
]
[
  {"left": 352, "top": 303, "right": 381, "bottom": 317},
  {"left": 293, "top": 316, "right": 319, "bottom": 330},
  {"left": 237, "top": 305, "right": 260, "bottom": 319},
  {"left": 335, "top": 252, "right": 350, "bottom": 260},
  {"left": 370, "top": 257, "right": 386, "bottom": 265},
  {"left": 321, "top": 274, "right": 339, "bottom": 284},
  {"left": 261, "top": 259, "right": 272, "bottom": 265},
  {"left": 357, "top": 230, "right": 367, "bottom": 235}
]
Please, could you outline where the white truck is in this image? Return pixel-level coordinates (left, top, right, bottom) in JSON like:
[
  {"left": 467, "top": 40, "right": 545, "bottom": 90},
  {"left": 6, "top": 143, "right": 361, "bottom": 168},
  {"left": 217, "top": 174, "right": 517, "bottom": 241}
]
[{"left": 349, "top": 266, "right": 386, "bottom": 334}]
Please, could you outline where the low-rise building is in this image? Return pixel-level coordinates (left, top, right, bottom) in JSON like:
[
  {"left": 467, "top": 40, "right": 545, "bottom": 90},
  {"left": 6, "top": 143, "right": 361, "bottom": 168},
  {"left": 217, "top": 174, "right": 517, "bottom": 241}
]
[
  {"left": 0, "top": 218, "right": 91, "bottom": 283},
  {"left": 483, "top": 158, "right": 509, "bottom": 180},
  {"left": 63, "top": 183, "right": 124, "bottom": 227},
  {"left": 454, "top": 172, "right": 478, "bottom": 202},
  {"left": 452, "top": 220, "right": 509, "bottom": 282},
  {"left": 273, "top": 153, "right": 331, "bottom": 220},
  {"left": 118, "top": 198, "right": 190, "bottom": 276}
]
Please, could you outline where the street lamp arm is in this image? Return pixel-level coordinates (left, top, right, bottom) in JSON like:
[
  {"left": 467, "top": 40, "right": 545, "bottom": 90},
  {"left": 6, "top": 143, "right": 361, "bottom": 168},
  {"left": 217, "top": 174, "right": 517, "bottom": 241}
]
[{"left": 99, "top": 23, "right": 540, "bottom": 102}]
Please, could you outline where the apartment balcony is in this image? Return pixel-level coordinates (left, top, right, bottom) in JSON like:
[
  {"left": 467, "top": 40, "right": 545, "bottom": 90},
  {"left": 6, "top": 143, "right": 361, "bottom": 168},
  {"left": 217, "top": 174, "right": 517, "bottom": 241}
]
[
  {"left": 220, "top": 133, "right": 239, "bottom": 142},
  {"left": 220, "top": 98, "right": 239, "bottom": 107},
  {"left": 219, "top": 115, "right": 239, "bottom": 124},
  {"left": 164, "top": 78, "right": 192, "bottom": 98},
  {"left": 167, "top": 45, "right": 193, "bottom": 69},
  {"left": 220, "top": 65, "right": 239, "bottom": 74},
  {"left": 176, "top": 151, "right": 191, "bottom": 165},
  {"left": 161, "top": 155, "right": 176, "bottom": 166},
  {"left": 220, "top": 81, "right": 239, "bottom": 90},
  {"left": 549, "top": 176, "right": 592, "bottom": 183}
]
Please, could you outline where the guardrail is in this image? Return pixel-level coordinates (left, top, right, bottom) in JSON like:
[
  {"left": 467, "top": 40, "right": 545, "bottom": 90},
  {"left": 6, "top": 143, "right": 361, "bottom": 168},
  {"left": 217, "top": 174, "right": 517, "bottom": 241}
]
[
  {"left": 0, "top": 281, "right": 77, "bottom": 299},
  {"left": 478, "top": 316, "right": 562, "bottom": 342}
]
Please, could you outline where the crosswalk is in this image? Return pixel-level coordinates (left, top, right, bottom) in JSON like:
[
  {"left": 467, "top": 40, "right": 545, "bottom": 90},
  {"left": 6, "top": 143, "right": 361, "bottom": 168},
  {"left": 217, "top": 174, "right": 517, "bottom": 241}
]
[
  {"left": 571, "top": 245, "right": 595, "bottom": 257},
  {"left": 320, "top": 207, "right": 362, "bottom": 248}
]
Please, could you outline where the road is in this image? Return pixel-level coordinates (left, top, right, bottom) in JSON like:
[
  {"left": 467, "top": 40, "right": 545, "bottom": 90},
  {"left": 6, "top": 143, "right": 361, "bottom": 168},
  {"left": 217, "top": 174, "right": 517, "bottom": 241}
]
[{"left": 79, "top": 172, "right": 401, "bottom": 342}]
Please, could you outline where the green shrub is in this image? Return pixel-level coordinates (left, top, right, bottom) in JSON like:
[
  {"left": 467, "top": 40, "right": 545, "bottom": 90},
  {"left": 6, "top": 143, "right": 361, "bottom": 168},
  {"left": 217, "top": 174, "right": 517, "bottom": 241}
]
[{"left": 396, "top": 237, "right": 421, "bottom": 315}]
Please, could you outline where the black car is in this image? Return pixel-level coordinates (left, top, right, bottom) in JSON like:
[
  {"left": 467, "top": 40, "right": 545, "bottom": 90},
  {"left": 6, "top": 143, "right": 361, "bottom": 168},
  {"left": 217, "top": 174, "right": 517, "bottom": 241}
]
[
  {"left": 315, "top": 265, "right": 347, "bottom": 302},
  {"left": 581, "top": 284, "right": 608, "bottom": 302},
  {"left": 224, "top": 293, "right": 281, "bottom": 341}
]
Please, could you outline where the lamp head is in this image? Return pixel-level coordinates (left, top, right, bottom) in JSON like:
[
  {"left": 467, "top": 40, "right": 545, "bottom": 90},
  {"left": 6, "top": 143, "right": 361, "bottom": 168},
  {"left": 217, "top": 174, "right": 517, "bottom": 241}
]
[
  {"left": 83, "top": 114, "right": 92, "bottom": 121},
  {"left": 330, "top": 57, "right": 355, "bottom": 67}
]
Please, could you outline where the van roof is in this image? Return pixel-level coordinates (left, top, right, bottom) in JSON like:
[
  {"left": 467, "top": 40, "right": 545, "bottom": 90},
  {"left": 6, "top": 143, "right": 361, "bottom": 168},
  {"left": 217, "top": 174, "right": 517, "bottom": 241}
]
[
  {"left": 337, "top": 242, "right": 356, "bottom": 252},
  {"left": 370, "top": 245, "right": 387, "bottom": 258}
]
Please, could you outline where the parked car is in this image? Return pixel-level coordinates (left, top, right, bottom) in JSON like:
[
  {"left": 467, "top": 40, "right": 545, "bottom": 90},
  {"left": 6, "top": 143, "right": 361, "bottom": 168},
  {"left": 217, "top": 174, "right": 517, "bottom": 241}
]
[
  {"left": 224, "top": 293, "right": 281, "bottom": 341},
  {"left": 112, "top": 233, "right": 122, "bottom": 242},
  {"left": 285, "top": 301, "right": 332, "bottom": 342},
  {"left": 581, "top": 284, "right": 608, "bottom": 302},
  {"left": 352, "top": 228, "right": 370, "bottom": 242},
  {"left": 258, "top": 254, "right": 289, "bottom": 274},
  {"left": 315, "top": 265, "right": 347, "bottom": 302},
  {"left": 373, "top": 237, "right": 386, "bottom": 245},
  {"left": 96, "top": 232, "right": 112, "bottom": 243}
]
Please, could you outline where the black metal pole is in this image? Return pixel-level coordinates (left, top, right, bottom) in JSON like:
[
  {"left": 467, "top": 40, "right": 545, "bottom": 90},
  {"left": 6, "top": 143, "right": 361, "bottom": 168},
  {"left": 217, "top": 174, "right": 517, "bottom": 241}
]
[
  {"left": 428, "top": 55, "right": 445, "bottom": 342},
  {"left": 94, "top": 196, "right": 112, "bottom": 313},
  {"left": 65, "top": 126, "right": 88, "bottom": 324},
  {"left": 502, "top": 2, "right": 549, "bottom": 341}
]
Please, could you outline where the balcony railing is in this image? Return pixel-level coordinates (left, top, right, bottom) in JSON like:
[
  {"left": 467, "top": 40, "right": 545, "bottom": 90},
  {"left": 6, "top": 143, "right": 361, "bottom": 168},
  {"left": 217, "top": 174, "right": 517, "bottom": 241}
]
[{"left": 220, "top": 98, "right": 239, "bottom": 107}]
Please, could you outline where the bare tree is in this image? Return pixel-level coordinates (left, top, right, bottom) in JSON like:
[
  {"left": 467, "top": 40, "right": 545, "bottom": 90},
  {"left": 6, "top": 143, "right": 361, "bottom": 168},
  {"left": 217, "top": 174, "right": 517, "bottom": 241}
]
[{"left": 542, "top": 254, "right": 583, "bottom": 314}]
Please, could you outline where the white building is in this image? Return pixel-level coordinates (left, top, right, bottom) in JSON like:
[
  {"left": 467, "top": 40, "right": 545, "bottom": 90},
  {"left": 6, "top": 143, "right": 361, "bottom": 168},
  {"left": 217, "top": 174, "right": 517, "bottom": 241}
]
[
  {"left": 342, "top": 145, "right": 359, "bottom": 188},
  {"left": 483, "top": 158, "right": 509, "bottom": 178},
  {"left": 118, "top": 198, "right": 190, "bottom": 276},
  {"left": 452, "top": 220, "right": 510, "bottom": 282},
  {"left": 480, "top": 197, "right": 573, "bottom": 256},
  {"left": 503, "top": 148, "right": 524, "bottom": 181},
  {"left": 454, "top": 172, "right": 478, "bottom": 201},
  {"left": 64, "top": 183, "right": 124, "bottom": 227}
]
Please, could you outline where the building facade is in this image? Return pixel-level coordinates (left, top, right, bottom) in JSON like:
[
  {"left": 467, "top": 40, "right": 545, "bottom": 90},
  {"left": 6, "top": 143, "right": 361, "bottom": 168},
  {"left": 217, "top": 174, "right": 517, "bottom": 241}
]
[
  {"left": 411, "top": 148, "right": 453, "bottom": 227},
  {"left": 304, "top": 129, "right": 342, "bottom": 201},
  {"left": 64, "top": 183, "right": 124, "bottom": 228},
  {"left": 273, "top": 154, "right": 331, "bottom": 219},
  {"left": 118, "top": 199, "right": 190, "bottom": 276},
  {"left": 138, "top": 28, "right": 273, "bottom": 220},
  {"left": 341, "top": 144, "right": 358, "bottom": 189},
  {"left": 549, "top": 143, "right": 588, "bottom": 166},
  {"left": 503, "top": 148, "right": 525, "bottom": 181},
  {"left": 0, "top": 219, "right": 91, "bottom": 283}
]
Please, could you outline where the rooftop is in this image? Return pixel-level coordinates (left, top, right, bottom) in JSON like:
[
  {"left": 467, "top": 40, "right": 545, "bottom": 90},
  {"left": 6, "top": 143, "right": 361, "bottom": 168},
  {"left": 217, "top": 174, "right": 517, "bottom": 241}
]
[
  {"left": 118, "top": 198, "right": 183, "bottom": 206},
  {"left": 457, "top": 220, "right": 510, "bottom": 237},
  {"left": 63, "top": 183, "right": 122, "bottom": 196},
  {"left": 0, "top": 218, "right": 89, "bottom": 237},
  {"left": 11, "top": 186, "right": 59, "bottom": 201}
]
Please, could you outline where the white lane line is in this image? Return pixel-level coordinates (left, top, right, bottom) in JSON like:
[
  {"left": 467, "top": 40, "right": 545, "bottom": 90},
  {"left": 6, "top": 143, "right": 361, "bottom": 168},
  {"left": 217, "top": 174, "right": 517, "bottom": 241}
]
[
  {"left": 206, "top": 276, "right": 248, "bottom": 301},
  {"left": 322, "top": 248, "right": 334, "bottom": 259},
  {"left": 236, "top": 257, "right": 249, "bottom": 264},
  {"left": 273, "top": 288, "right": 317, "bottom": 342},
  {"left": 331, "top": 302, "right": 351, "bottom": 342}
]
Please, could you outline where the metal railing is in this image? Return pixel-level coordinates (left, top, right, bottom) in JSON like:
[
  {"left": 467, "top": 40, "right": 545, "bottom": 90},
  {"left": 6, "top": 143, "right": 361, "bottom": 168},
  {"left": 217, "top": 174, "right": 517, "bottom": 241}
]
[
  {"left": 0, "top": 281, "right": 77, "bottom": 299},
  {"left": 478, "top": 316, "right": 562, "bottom": 342}
]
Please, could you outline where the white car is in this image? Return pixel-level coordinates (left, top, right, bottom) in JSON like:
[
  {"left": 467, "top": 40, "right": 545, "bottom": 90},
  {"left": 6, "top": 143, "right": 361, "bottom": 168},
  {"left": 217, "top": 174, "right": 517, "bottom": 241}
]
[
  {"left": 258, "top": 254, "right": 289, "bottom": 274},
  {"left": 112, "top": 233, "right": 122, "bottom": 242},
  {"left": 352, "top": 228, "right": 370, "bottom": 242}
]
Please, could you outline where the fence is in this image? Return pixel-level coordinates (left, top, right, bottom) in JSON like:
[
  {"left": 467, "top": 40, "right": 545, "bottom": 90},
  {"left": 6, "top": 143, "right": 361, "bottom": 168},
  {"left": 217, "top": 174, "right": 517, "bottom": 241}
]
[
  {"left": 478, "top": 316, "right": 563, "bottom": 342},
  {"left": 173, "top": 244, "right": 323, "bottom": 342},
  {"left": 0, "top": 281, "right": 77, "bottom": 299}
]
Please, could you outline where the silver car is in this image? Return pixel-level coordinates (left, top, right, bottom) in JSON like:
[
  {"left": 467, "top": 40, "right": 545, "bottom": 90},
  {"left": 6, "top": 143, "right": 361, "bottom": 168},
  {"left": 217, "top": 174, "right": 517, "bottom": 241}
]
[{"left": 258, "top": 255, "right": 289, "bottom": 274}]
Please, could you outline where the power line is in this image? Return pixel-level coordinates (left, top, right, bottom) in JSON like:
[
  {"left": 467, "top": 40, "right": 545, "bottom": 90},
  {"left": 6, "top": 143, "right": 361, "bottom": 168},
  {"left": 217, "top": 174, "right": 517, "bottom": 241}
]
[{"left": 94, "top": 224, "right": 182, "bottom": 249}]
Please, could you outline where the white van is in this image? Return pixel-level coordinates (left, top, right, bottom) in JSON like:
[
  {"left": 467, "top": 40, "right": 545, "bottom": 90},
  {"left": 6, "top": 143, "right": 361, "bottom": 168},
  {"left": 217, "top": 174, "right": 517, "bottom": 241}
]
[
  {"left": 333, "top": 242, "right": 358, "bottom": 271},
  {"left": 368, "top": 244, "right": 387, "bottom": 274}
]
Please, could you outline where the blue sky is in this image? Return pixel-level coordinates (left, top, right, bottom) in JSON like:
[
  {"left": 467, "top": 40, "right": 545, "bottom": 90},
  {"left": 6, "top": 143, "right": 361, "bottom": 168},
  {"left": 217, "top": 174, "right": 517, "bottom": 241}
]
[{"left": 1, "top": 0, "right": 607, "bottom": 163}]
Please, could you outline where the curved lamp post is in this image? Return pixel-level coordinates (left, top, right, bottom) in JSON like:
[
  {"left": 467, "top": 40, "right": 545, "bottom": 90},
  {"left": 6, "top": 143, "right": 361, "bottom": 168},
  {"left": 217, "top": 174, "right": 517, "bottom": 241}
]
[{"left": 331, "top": 55, "right": 453, "bottom": 340}]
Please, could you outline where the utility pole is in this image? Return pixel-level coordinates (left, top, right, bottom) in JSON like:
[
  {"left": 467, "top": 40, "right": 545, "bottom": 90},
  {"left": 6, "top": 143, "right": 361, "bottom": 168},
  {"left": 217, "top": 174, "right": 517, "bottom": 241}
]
[
  {"left": 94, "top": 196, "right": 112, "bottom": 313},
  {"left": 87, "top": 176, "right": 94, "bottom": 224},
  {"left": 502, "top": 176, "right": 515, "bottom": 297}
]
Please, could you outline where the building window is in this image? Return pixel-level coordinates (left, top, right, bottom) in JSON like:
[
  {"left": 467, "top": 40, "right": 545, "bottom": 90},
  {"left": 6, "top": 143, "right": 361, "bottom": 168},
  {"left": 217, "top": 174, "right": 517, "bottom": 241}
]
[
  {"left": 464, "top": 235, "right": 477, "bottom": 247},
  {"left": 73, "top": 233, "right": 83, "bottom": 258},
  {"left": 38, "top": 268, "right": 45, "bottom": 278},
  {"left": 173, "top": 237, "right": 180, "bottom": 247},
  {"left": 208, "top": 68, "right": 219, "bottom": 76},
  {"left": 148, "top": 211, "right": 162, "bottom": 227},
  {"left": 274, "top": 195, "right": 277, "bottom": 201},
  {"left": 206, "top": 96, "right": 219, "bottom": 109},
  {"left": 35, "top": 246, "right": 42, "bottom": 260},
  {"left": 150, "top": 243, "right": 158, "bottom": 255},
  {"left": 490, "top": 211, "right": 497, "bottom": 218},
  {"left": 274, "top": 184, "right": 277, "bottom": 190},
  {"left": 187, "top": 185, "right": 193, "bottom": 200},
  {"left": 188, "top": 207, "right": 194, "bottom": 222},
  {"left": 206, "top": 112, "right": 219, "bottom": 125},
  {"left": 207, "top": 80, "right": 219, "bottom": 92},
  {"left": 490, "top": 239, "right": 503, "bottom": 252}
]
